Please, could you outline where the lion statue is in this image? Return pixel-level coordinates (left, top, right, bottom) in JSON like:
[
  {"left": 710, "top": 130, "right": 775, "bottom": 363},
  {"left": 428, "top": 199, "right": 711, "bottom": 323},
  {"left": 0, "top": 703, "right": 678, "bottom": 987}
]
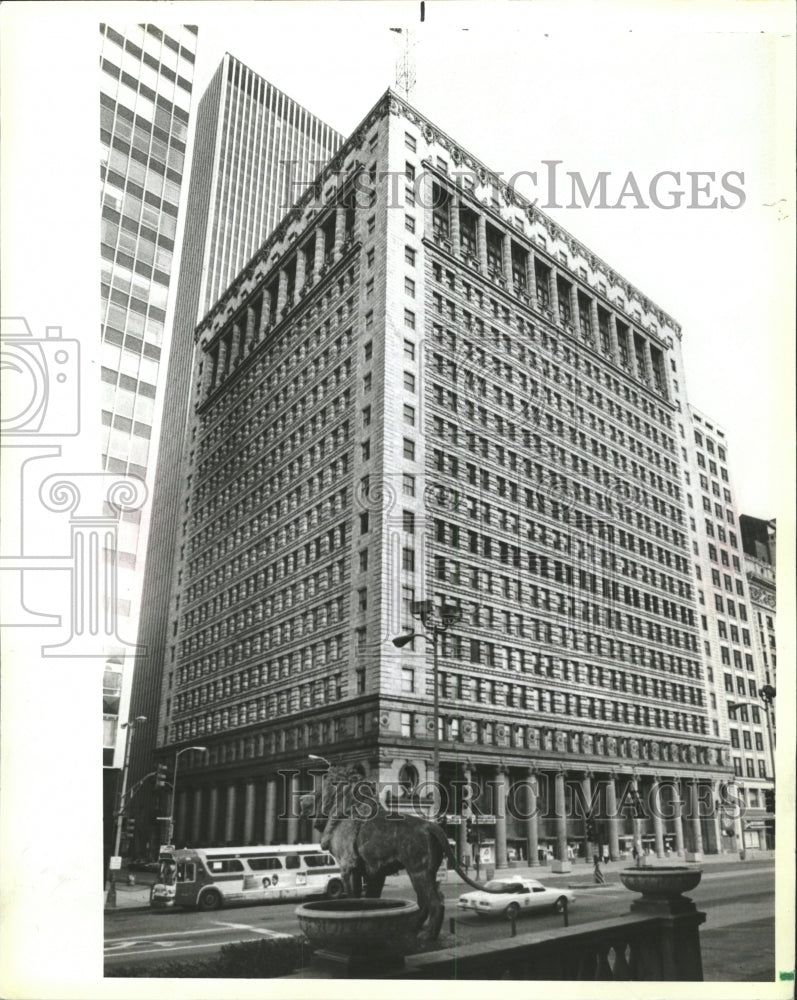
[{"left": 300, "top": 764, "right": 503, "bottom": 940}]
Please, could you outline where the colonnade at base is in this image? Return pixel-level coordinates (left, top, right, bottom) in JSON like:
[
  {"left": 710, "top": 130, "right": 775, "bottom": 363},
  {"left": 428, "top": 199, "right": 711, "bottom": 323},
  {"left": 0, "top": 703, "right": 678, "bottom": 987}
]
[
  {"left": 432, "top": 763, "right": 739, "bottom": 867},
  {"left": 163, "top": 760, "right": 740, "bottom": 865}
]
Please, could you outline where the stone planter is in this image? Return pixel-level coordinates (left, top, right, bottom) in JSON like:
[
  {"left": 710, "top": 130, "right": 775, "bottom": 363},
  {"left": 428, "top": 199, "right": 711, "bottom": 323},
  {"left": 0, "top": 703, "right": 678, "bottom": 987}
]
[
  {"left": 551, "top": 860, "right": 573, "bottom": 874},
  {"left": 619, "top": 866, "right": 703, "bottom": 914},
  {"left": 295, "top": 898, "right": 420, "bottom": 977}
]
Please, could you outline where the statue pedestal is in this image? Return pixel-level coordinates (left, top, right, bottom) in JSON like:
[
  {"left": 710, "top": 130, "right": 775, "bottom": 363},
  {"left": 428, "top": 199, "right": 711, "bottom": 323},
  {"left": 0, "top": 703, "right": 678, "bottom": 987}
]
[{"left": 551, "top": 860, "right": 572, "bottom": 874}]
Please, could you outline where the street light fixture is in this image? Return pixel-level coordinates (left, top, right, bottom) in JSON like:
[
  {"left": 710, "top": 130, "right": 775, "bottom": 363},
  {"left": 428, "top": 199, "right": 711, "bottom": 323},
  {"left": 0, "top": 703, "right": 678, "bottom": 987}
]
[
  {"left": 308, "top": 753, "right": 331, "bottom": 767},
  {"left": 106, "top": 715, "right": 147, "bottom": 908},
  {"left": 167, "top": 745, "right": 208, "bottom": 846},
  {"left": 392, "top": 602, "right": 459, "bottom": 819}
]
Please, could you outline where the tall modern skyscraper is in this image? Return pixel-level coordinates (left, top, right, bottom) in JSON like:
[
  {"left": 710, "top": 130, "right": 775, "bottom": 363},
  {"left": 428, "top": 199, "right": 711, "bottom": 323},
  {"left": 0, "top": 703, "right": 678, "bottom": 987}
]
[
  {"left": 99, "top": 23, "right": 198, "bottom": 794},
  {"left": 125, "top": 55, "right": 342, "bottom": 834},
  {"left": 151, "top": 89, "right": 737, "bottom": 866},
  {"left": 683, "top": 406, "right": 775, "bottom": 851}
]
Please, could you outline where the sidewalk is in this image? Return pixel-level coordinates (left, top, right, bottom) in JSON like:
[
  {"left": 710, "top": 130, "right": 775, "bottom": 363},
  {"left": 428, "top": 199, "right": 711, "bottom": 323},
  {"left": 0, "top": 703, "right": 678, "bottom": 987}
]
[{"left": 104, "top": 850, "right": 773, "bottom": 914}]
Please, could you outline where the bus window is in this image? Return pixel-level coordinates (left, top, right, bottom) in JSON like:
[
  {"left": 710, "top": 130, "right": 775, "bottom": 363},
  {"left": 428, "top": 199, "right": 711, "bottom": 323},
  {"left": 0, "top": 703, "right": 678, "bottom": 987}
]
[
  {"left": 285, "top": 855, "right": 301, "bottom": 869},
  {"left": 159, "top": 860, "right": 177, "bottom": 884},
  {"left": 176, "top": 862, "right": 195, "bottom": 882},
  {"left": 304, "top": 854, "right": 335, "bottom": 868},
  {"left": 207, "top": 859, "right": 245, "bottom": 874},
  {"left": 248, "top": 857, "right": 283, "bottom": 871}
]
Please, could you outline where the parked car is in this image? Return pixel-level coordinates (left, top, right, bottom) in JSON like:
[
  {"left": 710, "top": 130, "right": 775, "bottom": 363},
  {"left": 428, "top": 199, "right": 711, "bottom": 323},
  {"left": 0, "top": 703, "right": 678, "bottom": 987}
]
[{"left": 457, "top": 878, "right": 575, "bottom": 921}]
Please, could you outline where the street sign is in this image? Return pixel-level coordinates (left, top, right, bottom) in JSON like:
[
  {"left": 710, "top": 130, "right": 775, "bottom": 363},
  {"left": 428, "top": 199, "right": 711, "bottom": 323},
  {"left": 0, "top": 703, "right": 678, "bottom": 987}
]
[
  {"left": 444, "top": 814, "right": 463, "bottom": 824},
  {"left": 109, "top": 856, "right": 122, "bottom": 870}
]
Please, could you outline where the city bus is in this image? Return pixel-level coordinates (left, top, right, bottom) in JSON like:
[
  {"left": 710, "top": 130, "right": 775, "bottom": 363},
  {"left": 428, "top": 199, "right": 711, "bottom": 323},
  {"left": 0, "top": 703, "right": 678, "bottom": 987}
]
[{"left": 150, "top": 844, "right": 343, "bottom": 911}]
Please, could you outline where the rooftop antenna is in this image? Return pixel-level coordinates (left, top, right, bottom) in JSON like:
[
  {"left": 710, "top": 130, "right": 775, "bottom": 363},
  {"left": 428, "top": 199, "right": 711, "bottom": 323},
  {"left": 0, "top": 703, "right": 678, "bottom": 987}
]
[{"left": 390, "top": 27, "right": 416, "bottom": 101}]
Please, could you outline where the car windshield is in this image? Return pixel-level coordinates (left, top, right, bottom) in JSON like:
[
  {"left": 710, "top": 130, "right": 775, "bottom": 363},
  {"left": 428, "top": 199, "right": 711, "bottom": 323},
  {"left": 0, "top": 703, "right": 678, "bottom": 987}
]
[{"left": 483, "top": 881, "right": 511, "bottom": 891}]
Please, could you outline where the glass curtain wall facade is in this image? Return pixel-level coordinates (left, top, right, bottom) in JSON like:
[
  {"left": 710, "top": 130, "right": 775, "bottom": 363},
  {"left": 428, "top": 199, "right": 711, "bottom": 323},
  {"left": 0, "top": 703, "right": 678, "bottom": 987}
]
[{"left": 99, "top": 22, "right": 197, "bottom": 775}]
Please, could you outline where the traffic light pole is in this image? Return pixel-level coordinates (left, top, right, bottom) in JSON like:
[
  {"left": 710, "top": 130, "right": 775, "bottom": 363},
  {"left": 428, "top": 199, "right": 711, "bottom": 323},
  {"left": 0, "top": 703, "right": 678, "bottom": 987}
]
[{"left": 106, "top": 718, "right": 142, "bottom": 907}]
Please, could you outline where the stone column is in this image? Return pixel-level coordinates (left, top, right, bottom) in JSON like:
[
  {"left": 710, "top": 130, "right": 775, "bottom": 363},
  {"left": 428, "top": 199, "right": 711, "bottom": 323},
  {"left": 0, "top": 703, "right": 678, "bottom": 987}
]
[
  {"left": 606, "top": 774, "right": 620, "bottom": 861},
  {"left": 243, "top": 780, "right": 256, "bottom": 845},
  {"left": 525, "top": 770, "right": 539, "bottom": 866},
  {"left": 494, "top": 767, "right": 508, "bottom": 868},
  {"left": 258, "top": 288, "right": 272, "bottom": 336},
  {"left": 218, "top": 335, "right": 230, "bottom": 380},
  {"left": 651, "top": 778, "right": 666, "bottom": 858},
  {"left": 201, "top": 347, "right": 215, "bottom": 398},
  {"left": 208, "top": 785, "right": 219, "bottom": 845},
  {"left": 581, "top": 771, "right": 593, "bottom": 860},
  {"left": 554, "top": 769, "right": 568, "bottom": 862},
  {"left": 476, "top": 213, "right": 488, "bottom": 271},
  {"left": 526, "top": 253, "right": 538, "bottom": 307},
  {"left": 570, "top": 284, "right": 580, "bottom": 335},
  {"left": 671, "top": 780, "right": 685, "bottom": 857},
  {"left": 264, "top": 777, "right": 277, "bottom": 845},
  {"left": 286, "top": 772, "right": 300, "bottom": 845},
  {"left": 608, "top": 313, "right": 622, "bottom": 367},
  {"left": 689, "top": 779, "right": 704, "bottom": 857},
  {"left": 549, "top": 268, "right": 560, "bottom": 321},
  {"left": 641, "top": 338, "right": 655, "bottom": 386},
  {"left": 176, "top": 791, "right": 188, "bottom": 846},
  {"left": 333, "top": 205, "right": 345, "bottom": 259},
  {"left": 503, "top": 232, "right": 514, "bottom": 290},
  {"left": 449, "top": 195, "right": 461, "bottom": 249},
  {"left": 276, "top": 269, "right": 288, "bottom": 317},
  {"left": 295, "top": 243, "right": 306, "bottom": 292},
  {"left": 191, "top": 787, "right": 203, "bottom": 845},
  {"left": 589, "top": 298, "right": 601, "bottom": 352},
  {"left": 224, "top": 784, "right": 237, "bottom": 845},
  {"left": 314, "top": 226, "right": 325, "bottom": 274},
  {"left": 244, "top": 305, "right": 256, "bottom": 355}
]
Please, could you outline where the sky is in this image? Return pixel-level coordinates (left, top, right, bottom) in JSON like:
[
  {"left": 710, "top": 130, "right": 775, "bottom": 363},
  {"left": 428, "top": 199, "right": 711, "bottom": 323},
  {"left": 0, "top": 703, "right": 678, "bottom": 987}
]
[{"left": 180, "top": 0, "right": 794, "bottom": 522}]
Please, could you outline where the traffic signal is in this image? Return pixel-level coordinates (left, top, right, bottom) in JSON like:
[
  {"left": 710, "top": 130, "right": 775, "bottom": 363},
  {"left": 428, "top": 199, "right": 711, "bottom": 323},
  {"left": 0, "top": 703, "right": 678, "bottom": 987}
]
[
  {"left": 586, "top": 817, "right": 596, "bottom": 840},
  {"left": 764, "top": 789, "right": 775, "bottom": 813},
  {"left": 124, "top": 817, "right": 136, "bottom": 836},
  {"left": 155, "top": 763, "right": 169, "bottom": 788}
]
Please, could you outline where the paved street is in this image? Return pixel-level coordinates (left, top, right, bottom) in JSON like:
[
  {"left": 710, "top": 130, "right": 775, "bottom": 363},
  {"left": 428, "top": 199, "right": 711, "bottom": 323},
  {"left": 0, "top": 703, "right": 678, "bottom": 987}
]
[{"left": 105, "top": 857, "right": 775, "bottom": 980}]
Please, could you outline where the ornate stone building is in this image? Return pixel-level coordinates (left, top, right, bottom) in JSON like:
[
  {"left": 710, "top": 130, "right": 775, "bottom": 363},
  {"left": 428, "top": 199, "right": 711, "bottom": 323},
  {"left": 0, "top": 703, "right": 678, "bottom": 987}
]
[
  {"left": 683, "top": 410, "right": 775, "bottom": 851},
  {"left": 153, "top": 89, "right": 734, "bottom": 865}
]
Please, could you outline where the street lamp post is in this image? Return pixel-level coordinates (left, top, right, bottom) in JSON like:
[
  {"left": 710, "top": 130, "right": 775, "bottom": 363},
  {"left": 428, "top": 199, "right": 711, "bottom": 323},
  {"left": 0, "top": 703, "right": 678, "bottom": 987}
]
[
  {"left": 392, "top": 601, "right": 458, "bottom": 818},
  {"left": 106, "top": 715, "right": 146, "bottom": 908},
  {"left": 168, "top": 745, "right": 208, "bottom": 846},
  {"left": 759, "top": 685, "right": 776, "bottom": 780}
]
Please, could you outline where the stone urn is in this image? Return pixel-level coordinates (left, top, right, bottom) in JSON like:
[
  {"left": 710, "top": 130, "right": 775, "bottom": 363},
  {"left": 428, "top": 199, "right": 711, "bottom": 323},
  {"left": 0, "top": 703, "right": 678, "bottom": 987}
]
[
  {"left": 295, "top": 898, "right": 420, "bottom": 976},
  {"left": 619, "top": 866, "right": 703, "bottom": 914}
]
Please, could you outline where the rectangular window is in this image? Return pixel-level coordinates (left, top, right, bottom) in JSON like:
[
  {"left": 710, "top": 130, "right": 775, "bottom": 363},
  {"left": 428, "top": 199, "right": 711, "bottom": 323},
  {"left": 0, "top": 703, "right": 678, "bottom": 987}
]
[
  {"left": 402, "top": 547, "right": 415, "bottom": 571},
  {"left": 359, "top": 512, "right": 369, "bottom": 534},
  {"left": 359, "top": 549, "right": 368, "bottom": 571},
  {"left": 358, "top": 588, "right": 367, "bottom": 611},
  {"left": 403, "top": 437, "right": 415, "bottom": 460},
  {"left": 404, "top": 339, "right": 415, "bottom": 360},
  {"left": 403, "top": 473, "right": 416, "bottom": 496},
  {"left": 401, "top": 667, "right": 415, "bottom": 693},
  {"left": 401, "top": 712, "right": 412, "bottom": 737},
  {"left": 404, "top": 309, "right": 416, "bottom": 330},
  {"left": 403, "top": 404, "right": 415, "bottom": 426},
  {"left": 364, "top": 340, "right": 373, "bottom": 361},
  {"left": 402, "top": 510, "right": 415, "bottom": 534},
  {"left": 405, "top": 277, "right": 416, "bottom": 298},
  {"left": 405, "top": 215, "right": 416, "bottom": 233},
  {"left": 404, "top": 371, "right": 416, "bottom": 392},
  {"left": 405, "top": 246, "right": 416, "bottom": 266},
  {"left": 405, "top": 161, "right": 416, "bottom": 181},
  {"left": 362, "top": 405, "right": 371, "bottom": 427}
]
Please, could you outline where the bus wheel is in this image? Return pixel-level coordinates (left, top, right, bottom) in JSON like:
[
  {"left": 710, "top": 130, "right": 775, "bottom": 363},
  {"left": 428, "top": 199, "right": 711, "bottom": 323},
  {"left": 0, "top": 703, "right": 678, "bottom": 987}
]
[
  {"left": 198, "top": 889, "right": 222, "bottom": 911},
  {"left": 326, "top": 878, "right": 345, "bottom": 900}
]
